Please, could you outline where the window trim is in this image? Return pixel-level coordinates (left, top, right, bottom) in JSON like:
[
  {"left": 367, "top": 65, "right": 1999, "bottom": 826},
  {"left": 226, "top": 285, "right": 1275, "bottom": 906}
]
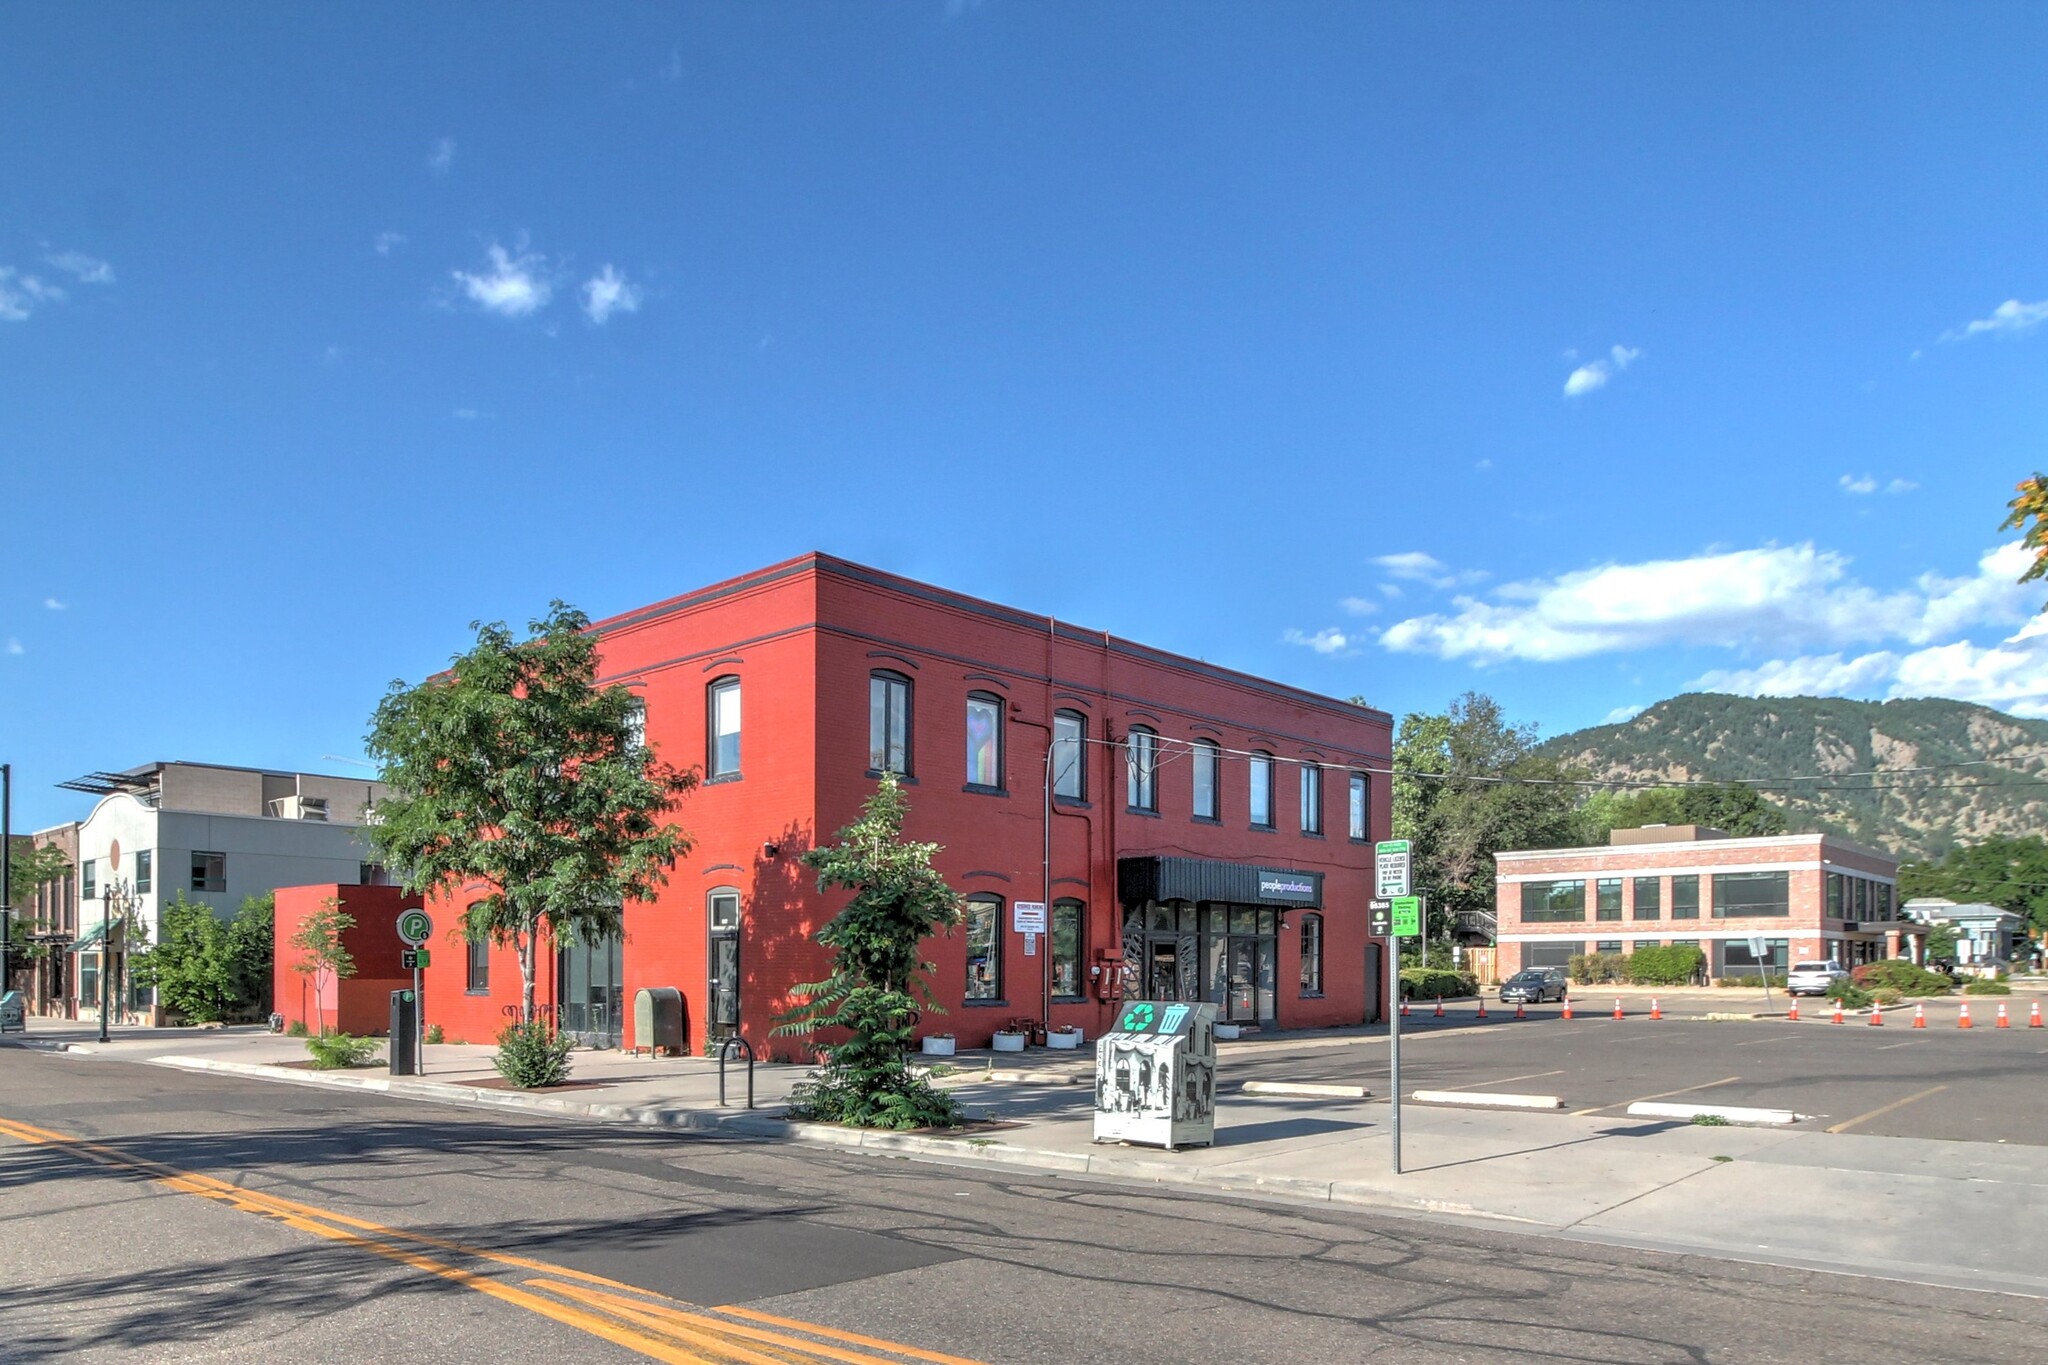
[
  {"left": 963, "top": 893, "right": 1004, "bottom": 1004},
  {"left": 869, "top": 671, "right": 914, "bottom": 777},
  {"left": 1125, "top": 726, "right": 1159, "bottom": 813},
  {"left": 965, "top": 691, "right": 1005, "bottom": 791},
  {"left": 1248, "top": 751, "right": 1276, "bottom": 829},
  {"left": 706, "top": 675, "right": 742, "bottom": 780}
]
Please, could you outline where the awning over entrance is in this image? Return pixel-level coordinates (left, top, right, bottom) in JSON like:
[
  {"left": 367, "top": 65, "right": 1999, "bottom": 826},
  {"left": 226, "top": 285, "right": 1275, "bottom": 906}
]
[
  {"left": 66, "top": 921, "right": 109, "bottom": 954},
  {"left": 1118, "top": 856, "right": 1323, "bottom": 909}
]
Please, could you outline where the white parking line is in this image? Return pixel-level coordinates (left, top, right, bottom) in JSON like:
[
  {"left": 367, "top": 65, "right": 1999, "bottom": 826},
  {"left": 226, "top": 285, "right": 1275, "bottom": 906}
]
[{"left": 1437, "top": 1068, "right": 1564, "bottom": 1093}]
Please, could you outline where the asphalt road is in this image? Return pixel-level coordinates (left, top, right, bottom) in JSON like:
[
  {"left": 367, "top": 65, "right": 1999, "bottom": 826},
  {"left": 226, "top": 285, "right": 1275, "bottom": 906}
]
[
  {"left": 3, "top": 1048, "right": 2045, "bottom": 1364},
  {"left": 1215, "top": 1002, "right": 2048, "bottom": 1142}
]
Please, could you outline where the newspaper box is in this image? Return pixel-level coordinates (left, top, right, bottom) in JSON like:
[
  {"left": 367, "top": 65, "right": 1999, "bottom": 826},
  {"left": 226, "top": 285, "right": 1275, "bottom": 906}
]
[{"left": 1092, "top": 1000, "right": 1217, "bottom": 1151}]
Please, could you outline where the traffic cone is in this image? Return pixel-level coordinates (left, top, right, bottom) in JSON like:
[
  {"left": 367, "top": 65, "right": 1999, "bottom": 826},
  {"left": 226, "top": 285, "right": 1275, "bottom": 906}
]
[
  {"left": 1831, "top": 998, "right": 1845, "bottom": 1024},
  {"left": 1612, "top": 998, "right": 1624, "bottom": 1020},
  {"left": 1434, "top": 998, "right": 1444, "bottom": 1019},
  {"left": 1514, "top": 1001, "right": 1526, "bottom": 1020},
  {"left": 2031, "top": 1001, "right": 2042, "bottom": 1029},
  {"left": 1959, "top": 1002, "right": 1973, "bottom": 1029},
  {"left": 1869, "top": 1001, "right": 1883, "bottom": 1026},
  {"left": 1650, "top": 997, "right": 1663, "bottom": 1020},
  {"left": 1787, "top": 998, "right": 1799, "bottom": 1022},
  {"left": 1562, "top": 997, "right": 1573, "bottom": 1020},
  {"left": 1400, "top": 998, "right": 1409, "bottom": 1018},
  {"left": 1997, "top": 1002, "right": 2011, "bottom": 1029},
  {"left": 1912, "top": 1002, "right": 1925, "bottom": 1028},
  {"left": 1476, "top": 998, "right": 1488, "bottom": 1020}
]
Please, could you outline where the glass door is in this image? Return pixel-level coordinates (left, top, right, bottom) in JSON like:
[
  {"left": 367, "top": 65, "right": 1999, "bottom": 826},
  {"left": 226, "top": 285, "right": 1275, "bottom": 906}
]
[
  {"left": 558, "top": 935, "right": 624, "bottom": 1048},
  {"left": 1227, "top": 939, "right": 1257, "bottom": 1021}
]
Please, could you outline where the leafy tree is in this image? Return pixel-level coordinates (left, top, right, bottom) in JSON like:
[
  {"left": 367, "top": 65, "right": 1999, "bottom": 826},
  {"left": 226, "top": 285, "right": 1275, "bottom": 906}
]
[
  {"left": 2001, "top": 473, "right": 2048, "bottom": 601},
  {"left": 1393, "top": 693, "right": 1585, "bottom": 938},
  {"left": 290, "top": 897, "right": 356, "bottom": 1036},
  {"left": 364, "top": 602, "right": 696, "bottom": 1022},
  {"left": 8, "top": 841, "right": 70, "bottom": 911},
  {"left": 774, "top": 773, "right": 965, "bottom": 1130},
  {"left": 1900, "top": 835, "right": 2048, "bottom": 935},
  {"left": 1923, "top": 921, "right": 1959, "bottom": 962},
  {"left": 1579, "top": 782, "right": 1787, "bottom": 841},
  {"left": 132, "top": 893, "right": 237, "bottom": 1023},
  {"left": 226, "top": 893, "right": 275, "bottom": 1014}
]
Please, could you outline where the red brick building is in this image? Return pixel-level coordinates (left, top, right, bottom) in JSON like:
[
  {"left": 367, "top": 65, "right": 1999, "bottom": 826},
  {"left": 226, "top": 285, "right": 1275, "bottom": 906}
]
[
  {"left": 1493, "top": 825, "right": 1919, "bottom": 981},
  {"left": 419, "top": 554, "right": 1394, "bottom": 1054},
  {"left": 274, "top": 884, "right": 421, "bottom": 1036}
]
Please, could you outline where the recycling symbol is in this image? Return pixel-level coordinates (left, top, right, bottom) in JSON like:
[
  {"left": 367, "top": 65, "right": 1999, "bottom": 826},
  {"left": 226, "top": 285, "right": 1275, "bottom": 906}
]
[{"left": 1120, "top": 1003, "right": 1156, "bottom": 1031}]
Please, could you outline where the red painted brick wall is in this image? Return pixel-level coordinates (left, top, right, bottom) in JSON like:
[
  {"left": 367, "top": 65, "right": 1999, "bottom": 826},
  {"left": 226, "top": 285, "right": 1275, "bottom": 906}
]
[{"left": 273, "top": 883, "right": 421, "bottom": 1036}]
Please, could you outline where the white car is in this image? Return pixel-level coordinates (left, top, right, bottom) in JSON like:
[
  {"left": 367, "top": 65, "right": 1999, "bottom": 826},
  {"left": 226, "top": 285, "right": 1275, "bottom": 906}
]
[{"left": 1786, "top": 961, "right": 1849, "bottom": 996}]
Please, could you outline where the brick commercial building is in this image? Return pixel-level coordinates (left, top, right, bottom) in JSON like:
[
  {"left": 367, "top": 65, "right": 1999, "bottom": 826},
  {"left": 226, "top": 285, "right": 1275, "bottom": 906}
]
[
  {"left": 1493, "top": 825, "right": 1920, "bottom": 981},
  {"left": 419, "top": 554, "right": 1394, "bottom": 1054}
]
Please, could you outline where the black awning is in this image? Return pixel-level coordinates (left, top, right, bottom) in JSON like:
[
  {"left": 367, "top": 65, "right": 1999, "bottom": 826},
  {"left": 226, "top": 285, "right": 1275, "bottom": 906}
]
[{"left": 1118, "top": 856, "right": 1324, "bottom": 909}]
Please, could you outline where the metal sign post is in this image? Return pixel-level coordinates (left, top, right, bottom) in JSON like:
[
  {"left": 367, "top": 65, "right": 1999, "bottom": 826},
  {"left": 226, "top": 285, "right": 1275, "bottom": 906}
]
[
  {"left": 1371, "top": 893, "right": 1420, "bottom": 1176},
  {"left": 397, "top": 910, "right": 433, "bottom": 1076}
]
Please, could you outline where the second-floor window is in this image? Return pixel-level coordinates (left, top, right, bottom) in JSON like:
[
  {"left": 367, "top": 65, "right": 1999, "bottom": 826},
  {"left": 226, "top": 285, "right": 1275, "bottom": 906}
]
[
  {"left": 1520, "top": 879, "right": 1585, "bottom": 922},
  {"left": 1633, "top": 876, "right": 1661, "bottom": 919},
  {"left": 707, "top": 677, "right": 741, "bottom": 778},
  {"left": 1249, "top": 752, "right": 1275, "bottom": 828},
  {"left": 1192, "top": 739, "right": 1219, "bottom": 819},
  {"left": 82, "top": 858, "right": 97, "bottom": 900},
  {"left": 1052, "top": 710, "right": 1085, "bottom": 800},
  {"left": 191, "top": 852, "right": 226, "bottom": 893},
  {"left": 1299, "top": 763, "right": 1323, "bottom": 835},
  {"left": 1126, "top": 727, "right": 1158, "bottom": 811},
  {"left": 870, "top": 672, "right": 912, "bottom": 774},
  {"left": 1596, "top": 878, "right": 1623, "bottom": 921},
  {"left": 965, "top": 693, "right": 1003, "bottom": 788},
  {"left": 135, "top": 850, "right": 152, "bottom": 895},
  {"left": 1348, "top": 772, "right": 1368, "bottom": 841}
]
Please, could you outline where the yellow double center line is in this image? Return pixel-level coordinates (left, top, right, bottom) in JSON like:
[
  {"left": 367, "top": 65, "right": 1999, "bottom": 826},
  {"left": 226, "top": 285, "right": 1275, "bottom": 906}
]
[{"left": 0, "top": 1114, "right": 983, "bottom": 1365}]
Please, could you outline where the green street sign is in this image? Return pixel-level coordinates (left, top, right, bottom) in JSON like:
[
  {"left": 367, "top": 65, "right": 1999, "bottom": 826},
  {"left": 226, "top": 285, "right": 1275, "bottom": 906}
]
[
  {"left": 396, "top": 909, "right": 433, "bottom": 947},
  {"left": 1390, "top": 896, "right": 1422, "bottom": 937},
  {"left": 413, "top": 947, "right": 430, "bottom": 968}
]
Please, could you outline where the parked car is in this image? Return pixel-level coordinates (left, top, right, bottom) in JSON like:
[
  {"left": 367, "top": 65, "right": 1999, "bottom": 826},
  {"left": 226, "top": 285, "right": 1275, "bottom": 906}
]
[
  {"left": 1499, "top": 967, "right": 1569, "bottom": 1004},
  {"left": 1786, "top": 961, "right": 1849, "bottom": 996}
]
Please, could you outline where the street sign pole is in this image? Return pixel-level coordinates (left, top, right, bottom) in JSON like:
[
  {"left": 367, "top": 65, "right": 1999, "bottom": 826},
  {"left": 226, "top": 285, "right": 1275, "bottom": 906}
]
[
  {"left": 1388, "top": 915, "right": 1401, "bottom": 1175},
  {"left": 1370, "top": 891, "right": 1421, "bottom": 1176},
  {"left": 396, "top": 909, "right": 434, "bottom": 1076}
]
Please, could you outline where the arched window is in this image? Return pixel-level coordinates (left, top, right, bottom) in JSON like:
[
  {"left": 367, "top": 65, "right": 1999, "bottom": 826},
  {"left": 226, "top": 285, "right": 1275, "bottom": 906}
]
[
  {"left": 1052, "top": 710, "right": 1086, "bottom": 801},
  {"left": 1191, "top": 739, "right": 1220, "bottom": 820},
  {"left": 707, "top": 676, "right": 741, "bottom": 779},
  {"left": 965, "top": 894, "right": 1003, "bottom": 1000},
  {"left": 965, "top": 692, "right": 1004, "bottom": 789},
  {"left": 869, "top": 671, "right": 913, "bottom": 774},
  {"left": 1126, "top": 726, "right": 1158, "bottom": 811},
  {"left": 1249, "top": 751, "right": 1275, "bottom": 828},
  {"left": 1299, "top": 912, "right": 1324, "bottom": 996}
]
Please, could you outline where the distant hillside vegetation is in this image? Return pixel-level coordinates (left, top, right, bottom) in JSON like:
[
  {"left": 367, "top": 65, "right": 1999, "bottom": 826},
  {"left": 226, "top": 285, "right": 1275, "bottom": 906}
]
[{"left": 1537, "top": 693, "right": 2048, "bottom": 862}]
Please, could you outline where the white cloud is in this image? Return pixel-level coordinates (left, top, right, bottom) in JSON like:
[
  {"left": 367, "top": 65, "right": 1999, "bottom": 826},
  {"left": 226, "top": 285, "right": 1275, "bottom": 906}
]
[
  {"left": 1945, "top": 297, "right": 2048, "bottom": 342},
  {"left": 580, "top": 265, "right": 642, "bottom": 324},
  {"left": 428, "top": 137, "right": 456, "bottom": 174},
  {"left": 1475, "top": 458, "right": 1494, "bottom": 472},
  {"left": 4, "top": 638, "right": 21, "bottom": 656},
  {"left": 44, "top": 250, "right": 113, "bottom": 284},
  {"left": 374, "top": 231, "right": 407, "bottom": 256},
  {"left": 1371, "top": 551, "right": 1485, "bottom": 590},
  {"left": 452, "top": 408, "right": 480, "bottom": 420},
  {"left": 1691, "top": 612, "right": 2048, "bottom": 719},
  {"left": 1691, "top": 651, "right": 1902, "bottom": 699},
  {"left": 660, "top": 49, "right": 683, "bottom": 83},
  {"left": 1378, "top": 542, "right": 2035, "bottom": 665},
  {"left": 43, "top": 597, "right": 65, "bottom": 611},
  {"left": 1283, "top": 627, "right": 1357, "bottom": 657},
  {"left": 452, "top": 244, "right": 551, "bottom": 317},
  {"left": 1563, "top": 343, "right": 1641, "bottom": 398},
  {"left": 1839, "top": 474, "right": 1877, "bottom": 495},
  {"left": 1339, "top": 597, "right": 1380, "bottom": 617},
  {"left": 1602, "top": 704, "right": 1646, "bottom": 724},
  {"left": 0, "top": 267, "right": 65, "bottom": 321},
  {"left": 1887, "top": 478, "right": 1918, "bottom": 495}
]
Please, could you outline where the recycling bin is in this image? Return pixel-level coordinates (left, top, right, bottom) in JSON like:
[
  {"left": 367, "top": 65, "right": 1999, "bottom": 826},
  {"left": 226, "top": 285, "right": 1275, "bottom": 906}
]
[{"left": 1092, "top": 999, "right": 1217, "bottom": 1151}]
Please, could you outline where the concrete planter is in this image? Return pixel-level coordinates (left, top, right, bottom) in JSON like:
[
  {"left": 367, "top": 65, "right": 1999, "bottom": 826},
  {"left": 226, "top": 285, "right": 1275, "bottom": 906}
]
[
  {"left": 991, "top": 1031, "right": 1027, "bottom": 1053},
  {"left": 1046, "top": 1028, "right": 1084, "bottom": 1050},
  {"left": 920, "top": 1036, "right": 956, "bottom": 1057}
]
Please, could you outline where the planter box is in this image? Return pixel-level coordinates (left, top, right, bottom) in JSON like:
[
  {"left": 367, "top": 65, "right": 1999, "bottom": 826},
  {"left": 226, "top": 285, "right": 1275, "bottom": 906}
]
[
  {"left": 1046, "top": 1028, "right": 1084, "bottom": 1050},
  {"left": 991, "top": 1032, "right": 1027, "bottom": 1053},
  {"left": 920, "top": 1036, "right": 956, "bottom": 1057},
  {"left": 1213, "top": 1023, "right": 1242, "bottom": 1040}
]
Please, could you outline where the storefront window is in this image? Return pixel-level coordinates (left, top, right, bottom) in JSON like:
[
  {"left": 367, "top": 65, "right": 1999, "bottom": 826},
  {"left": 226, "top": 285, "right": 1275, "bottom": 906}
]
[
  {"left": 965, "top": 895, "right": 1002, "bottom": 1000},
  {"left": 1714, "top": 870, "right": 1790, "bottom": 918}
]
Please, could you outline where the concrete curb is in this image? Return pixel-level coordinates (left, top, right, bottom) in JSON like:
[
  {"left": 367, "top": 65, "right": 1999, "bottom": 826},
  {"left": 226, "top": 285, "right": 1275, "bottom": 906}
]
[
  {"left": 1241, "top": 1081, "right": 1370, "bottom": 1099},
  {"left": 1412, "top": 1090, "right": 1564, "bottom": 1110},
  {"left": 1628, "top": 1101, "right": 1803, "bottom": 1126}
]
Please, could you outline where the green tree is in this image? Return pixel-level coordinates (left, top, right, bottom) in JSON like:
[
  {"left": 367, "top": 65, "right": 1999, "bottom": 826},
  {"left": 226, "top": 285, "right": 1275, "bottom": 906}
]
[
  {"left": 1393, "top": 693, "right": 1585, "bottom": 938},
  {"left": 8, "top": 841, "right": 70, "bottom": 910},
  {"left": 133, "top": 893, "right": 237, "bottom": 1023},
  {"left": 290, "top": 897, "right": 356, "bottom": 1036},
  {"left": 774, "top": 773, "right": 965, "bottom": 1130},
  {"left": 1923, "top": 921, "right": 1960, "bottom": 962},
  {"left": 226, "top": 893, "right": 275, "bottom": 1015},
  {"left": 1578, "top": 781, "right": 1787, "bottom": 842},
  {"left": 364, "top": 602, "right": 697, "bottom": 1022},
  {"left": 1900, "top": 835, "right": 2048, "bottom": 935}
]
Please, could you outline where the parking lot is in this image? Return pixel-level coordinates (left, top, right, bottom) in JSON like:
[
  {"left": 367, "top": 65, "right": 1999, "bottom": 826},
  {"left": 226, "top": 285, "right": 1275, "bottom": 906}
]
[{"left": 1218, "top": 993, "right": 2048, "bottom": 1145}]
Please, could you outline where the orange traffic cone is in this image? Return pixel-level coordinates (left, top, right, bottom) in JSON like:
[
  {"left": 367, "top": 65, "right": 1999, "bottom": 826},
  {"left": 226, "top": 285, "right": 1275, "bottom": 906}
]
[
  {"left": 1612, "top": 998, "right": 1624, "bottom": 1020},
  {"left": 2031, "top": 1001, "right": 2043, "bottom": 1029},
  {"left": 1514, "top": 1001, "right": 1526, "bottom": 1020},
  {"left": 1960, "top": 1002, "right": 1973, "bottom": 1029},
  {"left": 1562, "top": 997, "right": 1574, "bottom": 1020},
  {"left": 1997, "top": 1002, "right": 2011, "bottom": 1029},
  {"left": 1476, "top": 998, "right": 1488, "bottom": 1020},
  {"left": 1832, "top": 998, "right": 1845, "bottom": 1024},
  {"left": 1912, "top": 1002, "right": 1926, "bottom": 1028},
  {"left": 1434, "top": 998, "right": 1445, "bottom": 1019},
  {"left": 1869, "top": 1001, "right": 1883, "bottom": 1026},
  {"left": 1400, "top": 998, "right": 1409, "bottom": 1018},
  {"left": 1787, "top": 998, "right": 1799, "bottom": 1022}
]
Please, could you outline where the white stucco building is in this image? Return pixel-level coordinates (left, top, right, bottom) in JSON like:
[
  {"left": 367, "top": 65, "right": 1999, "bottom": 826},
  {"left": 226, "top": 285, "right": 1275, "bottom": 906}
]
[
  {"left": 58, "top": 761, "right": 390, "bottom": 1022},
  {"left": 1901, "top": 896, "right": 2031, "bottom": 972}
]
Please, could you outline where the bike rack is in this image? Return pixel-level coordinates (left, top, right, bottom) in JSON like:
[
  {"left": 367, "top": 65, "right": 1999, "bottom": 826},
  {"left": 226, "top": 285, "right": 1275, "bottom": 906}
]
[{"left": 717, "top": 1035, "right": 755, "bottom": 1109}]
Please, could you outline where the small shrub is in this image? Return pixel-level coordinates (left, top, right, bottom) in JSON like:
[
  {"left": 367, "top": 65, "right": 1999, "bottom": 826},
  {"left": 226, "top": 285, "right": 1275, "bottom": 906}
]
[
  {"left": 305, "top": 1032, "right": 380, "bottom": 1070},
  {"left": 1690, "top": 1113, "right": 1730, "bottom": 1127},
  {"left": 423, "top": 1023, "right": 446, "bottom": 1044},
  {"left": 1568, "top": 953, "right": 1627, "bottom": 985},
  {"left": 1850, "top": 960, "right": 1951, "bottom": 997},
  {"left": 1399, "top": 967, "right": 1477, "bottom": 999},
  {"left": 1871, "top": 986, "right": 1903, "bottom": 1006},
  {"left": 285, "top": 1019, "right": 308, "bottom": 1038},
  {"left": 1824, "top": 978, "right": 1873, "bottom": 1009},
  {"left": 1626, "top": 945, "right": 1706, "bottom": 987},
  {"left": 1963, "top": 978, "right": 2013, "bottom": 995},
  {"left": 1716, "top": 973, "right": 1786, "bottom": 988},
  {"left": 494, "top": 1019, "right": 573, "bottom": 1089}
]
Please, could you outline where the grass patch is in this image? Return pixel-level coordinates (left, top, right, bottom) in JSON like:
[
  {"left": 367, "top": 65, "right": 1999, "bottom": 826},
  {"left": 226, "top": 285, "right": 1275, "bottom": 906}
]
[{"left": 1690, "top": 1113, "right": 1731, "bottom": 1127}]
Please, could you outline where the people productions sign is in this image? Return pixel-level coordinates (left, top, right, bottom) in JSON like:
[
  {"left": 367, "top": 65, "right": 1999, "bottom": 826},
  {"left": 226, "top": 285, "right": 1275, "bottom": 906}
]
[{"left": 1256, "top": 871, "right": 1319, "bottom": 903}]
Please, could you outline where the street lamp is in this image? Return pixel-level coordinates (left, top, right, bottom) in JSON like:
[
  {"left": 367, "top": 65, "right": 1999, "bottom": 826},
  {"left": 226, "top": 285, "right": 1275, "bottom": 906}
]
[{"left": 97, "top": 876, "right": 136, "bottom": 1044}]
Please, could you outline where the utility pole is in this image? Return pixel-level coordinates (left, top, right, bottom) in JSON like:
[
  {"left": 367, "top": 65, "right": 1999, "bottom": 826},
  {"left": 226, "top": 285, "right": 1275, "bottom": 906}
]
[{"left": 2, "top": 762, "right": 12, "bottom": 1004}]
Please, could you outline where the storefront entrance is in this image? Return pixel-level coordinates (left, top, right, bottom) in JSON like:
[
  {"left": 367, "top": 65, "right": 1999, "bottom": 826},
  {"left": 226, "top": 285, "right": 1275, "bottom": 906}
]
[
  {"left": 1122, "top": 902, "right": 1280, "bottom": 1025},
  {"left": 557, "top": 935, "right": 624, "bottom": 1048}
]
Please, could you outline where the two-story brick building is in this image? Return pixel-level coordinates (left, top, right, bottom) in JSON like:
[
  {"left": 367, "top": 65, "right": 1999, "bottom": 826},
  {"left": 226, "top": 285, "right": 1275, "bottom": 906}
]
[
  {"left": 1493, "top": 825, "right": 1920, "bottom": 981},
  {"left": 419, "top": 554, "right": 1394, "bottom": 1053}
]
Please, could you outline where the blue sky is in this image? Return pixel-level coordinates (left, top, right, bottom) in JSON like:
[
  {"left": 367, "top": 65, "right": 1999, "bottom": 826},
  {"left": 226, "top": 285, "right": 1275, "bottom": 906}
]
[{"left": 6, "top": 3, "right": 2048, "bottom": 831}]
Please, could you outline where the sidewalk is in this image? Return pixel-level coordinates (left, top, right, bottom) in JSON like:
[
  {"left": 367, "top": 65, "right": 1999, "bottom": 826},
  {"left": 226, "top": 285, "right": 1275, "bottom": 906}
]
[{"left": 13, "top": 1019, "right": 2048, "bottom": 1298}]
